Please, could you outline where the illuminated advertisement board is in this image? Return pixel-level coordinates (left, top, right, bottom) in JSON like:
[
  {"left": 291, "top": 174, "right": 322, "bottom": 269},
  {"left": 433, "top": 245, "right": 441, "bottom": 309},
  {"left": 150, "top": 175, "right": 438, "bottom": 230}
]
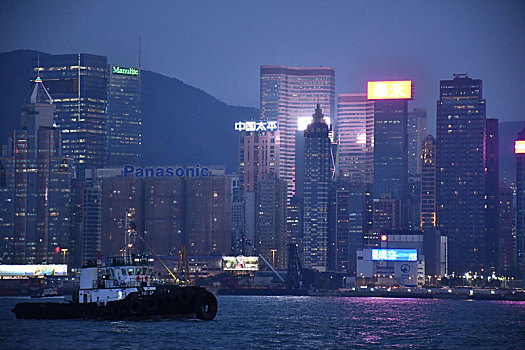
[
  {"left": 222, "top": 256, "right": 259, "bottom": 271},
  {"left": 515, "top": 141, "right": 525, "bottom": 154},
  {"left": 0, "top": 264, "right": 68, "bottom": 276},
  {"left": 234, "top": 120, "right": 278, "bottom": 132},
  {"left": 372, "top": 249, "right": 417, "bottom": 261},
  {"left": 367, "top": 81, "right": 412, "bottom": 100}
]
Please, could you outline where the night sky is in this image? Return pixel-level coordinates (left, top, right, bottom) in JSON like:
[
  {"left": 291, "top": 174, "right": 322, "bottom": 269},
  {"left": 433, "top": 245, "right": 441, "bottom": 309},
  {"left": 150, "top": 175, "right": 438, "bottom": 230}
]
[{"left": 1, "top": 0, "right": 524, "bottom": 134}]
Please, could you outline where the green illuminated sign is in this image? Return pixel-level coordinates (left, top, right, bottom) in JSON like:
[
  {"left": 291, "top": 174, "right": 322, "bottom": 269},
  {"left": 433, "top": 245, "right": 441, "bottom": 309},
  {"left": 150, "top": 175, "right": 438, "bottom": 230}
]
[{"left": 112, "top": 66, "right": 139, "bottom": 76}]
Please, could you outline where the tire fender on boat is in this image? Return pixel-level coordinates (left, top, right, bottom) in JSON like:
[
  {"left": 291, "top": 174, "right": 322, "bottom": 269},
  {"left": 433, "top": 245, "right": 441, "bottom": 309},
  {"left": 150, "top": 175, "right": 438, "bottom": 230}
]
[
  {"left": 143, "top": 295, "right": 158, "bottom": 312},
  {"left": 193, "top": 291, "right": 218, "bottom": 321}
]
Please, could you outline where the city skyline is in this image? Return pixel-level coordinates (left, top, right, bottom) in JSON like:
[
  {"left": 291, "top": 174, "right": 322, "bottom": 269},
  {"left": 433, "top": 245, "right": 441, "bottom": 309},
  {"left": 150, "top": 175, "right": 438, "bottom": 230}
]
[{"left": 1, "top": 1, "right": 524, "bottom": 136}]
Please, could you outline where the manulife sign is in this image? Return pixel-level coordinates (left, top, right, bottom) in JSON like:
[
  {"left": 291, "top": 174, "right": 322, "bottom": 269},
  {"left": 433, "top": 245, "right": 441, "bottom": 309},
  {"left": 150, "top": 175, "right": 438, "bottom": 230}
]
[{"left": 112, "top": 66, "right": 139, "bottom": 76}]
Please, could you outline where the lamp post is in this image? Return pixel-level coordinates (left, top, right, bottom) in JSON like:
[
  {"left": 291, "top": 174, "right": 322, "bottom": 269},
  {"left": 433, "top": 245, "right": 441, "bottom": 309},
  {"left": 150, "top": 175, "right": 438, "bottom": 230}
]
[{"left": 61, "top": 248, "right": 68, "bottom": 264}]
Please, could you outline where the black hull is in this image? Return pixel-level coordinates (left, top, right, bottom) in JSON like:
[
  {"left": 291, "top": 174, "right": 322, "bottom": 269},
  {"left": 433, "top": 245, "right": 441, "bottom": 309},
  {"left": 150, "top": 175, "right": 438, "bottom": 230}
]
[{"left": 12, "top": 286, "right": 218, "bottom": 321}]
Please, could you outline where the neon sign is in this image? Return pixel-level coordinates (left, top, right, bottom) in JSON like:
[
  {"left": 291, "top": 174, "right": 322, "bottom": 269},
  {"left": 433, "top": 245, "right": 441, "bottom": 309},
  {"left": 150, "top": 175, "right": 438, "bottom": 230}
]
[
  {"left": 372, "top": 249, "right": 417, "bottom": 261},
  {"left": 367, "top": 81, "right": 412, "bottom": 100},
  {"left": 235, "top": 120, "right": 278, "bottom": 132},
  {"left": 515, "top": 141, "right": 525, "bottom": 154},
  {"left": 112, "top": 66, "right": 139, "bottom": 76}
]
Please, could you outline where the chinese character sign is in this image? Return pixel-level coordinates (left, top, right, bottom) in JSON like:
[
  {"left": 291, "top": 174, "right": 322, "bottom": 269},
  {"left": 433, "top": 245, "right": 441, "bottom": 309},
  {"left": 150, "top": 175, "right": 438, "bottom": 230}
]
[
  {"left": 367, "top": 81, "right": 412, "bottom": 100},
  {"left": 371, "top": 249, "right": 418, "bottom": 261},
  {"left": 235, "top": 120, "right": 278, "bottom": 132}
]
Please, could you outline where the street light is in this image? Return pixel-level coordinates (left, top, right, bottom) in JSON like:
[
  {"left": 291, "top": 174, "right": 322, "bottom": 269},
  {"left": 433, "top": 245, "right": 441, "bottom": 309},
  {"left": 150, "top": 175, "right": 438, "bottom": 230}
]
[{"left": 61, "top": 248, "right": 69, "bottom": 264}]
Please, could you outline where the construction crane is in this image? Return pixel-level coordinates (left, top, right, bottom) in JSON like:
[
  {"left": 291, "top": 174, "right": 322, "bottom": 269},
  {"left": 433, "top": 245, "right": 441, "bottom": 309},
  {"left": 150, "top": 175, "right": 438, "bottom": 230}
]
[{"left": 244, "top": 238, "right": 285, "bottom": 283}]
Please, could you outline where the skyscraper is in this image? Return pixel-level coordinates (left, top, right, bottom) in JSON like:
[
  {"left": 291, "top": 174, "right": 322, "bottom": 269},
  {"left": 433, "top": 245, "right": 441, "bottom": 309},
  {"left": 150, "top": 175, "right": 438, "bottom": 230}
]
[
  {"left": 370, "top": 81, "right": 410, "bottom": 227},
  {"left": 421, "top": 135, "right": 437, "bottom": 231},
  {"left": 498, "top": 185, "right": 515, "bottom": 275},
  {"left": 6, "top": 78, "right": 72, "bottom": 264},
  {"left": 516, "top": 127, "right": 525, "bottom": 277},
  {"left": 336, "top": 93, "right": 374, "bottom": 183},
  {"left": 260, "top": 66, "right": 335, "bottom": 199},
  {"left": 106, "top": 65, "right": 142, "bottom": 166},
  {"left": 436, "top": 74, "right": 486, "bottom": 273},
  {"left": 38, "top": 54, "right": 108, "bottom": 178},
  {"left": 485, "top": 118, "right": 499, "bottom": 272},
  {"left": 303, "top": 105, "right": 331, "bottom": 271},
  {"left": 408, "top": 108, "right": 428, "bottom": 176}
]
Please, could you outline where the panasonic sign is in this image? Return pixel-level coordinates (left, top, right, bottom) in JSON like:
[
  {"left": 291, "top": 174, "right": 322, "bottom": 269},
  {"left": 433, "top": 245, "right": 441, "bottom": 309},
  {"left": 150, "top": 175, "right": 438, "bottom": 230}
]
[{"left": 123, "top": 165, "right": 209, "bottom": 178}]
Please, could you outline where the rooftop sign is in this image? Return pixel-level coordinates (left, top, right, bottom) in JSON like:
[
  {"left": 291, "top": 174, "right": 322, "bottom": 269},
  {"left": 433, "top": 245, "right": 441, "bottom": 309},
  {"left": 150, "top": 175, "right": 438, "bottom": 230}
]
[
  {"left": 367, "top": 81, "right": 412, "bottom": 100},
  {"left": 124, "top": 165, "right": 209, "bottom": 178},
  {"left": 372, "top": 249, "right": 417, "bottom": 261},
  {"left": 515, "top": 141, "right": 525, "bottom": 154},
  {"left": 112, "top": 66, "right": 139, "bottom": 76},
  {"left": 235, "top": 120, "right": 278, "bottom": 132}
]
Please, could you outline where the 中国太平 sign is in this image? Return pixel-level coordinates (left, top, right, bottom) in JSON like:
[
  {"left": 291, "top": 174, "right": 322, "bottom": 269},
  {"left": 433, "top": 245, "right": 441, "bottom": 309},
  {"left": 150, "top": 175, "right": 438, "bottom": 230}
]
[
  {"left": 234, "top": 120, "right": 278, "bottom": 132},
  {"left": 112, "top": 66, "right": 139, "bottom": 76}
]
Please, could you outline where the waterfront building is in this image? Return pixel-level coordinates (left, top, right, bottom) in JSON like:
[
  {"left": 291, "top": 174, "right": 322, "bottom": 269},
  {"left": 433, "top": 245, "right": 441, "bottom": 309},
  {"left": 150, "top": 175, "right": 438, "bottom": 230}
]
[
  {"left": 303, "top": 105, "right": 332, "bottom": 271},
  {"left": 336, "top": 93, "right": 374, "bottom": 183},
  {"left": 260, "top": 65, "right": 335, "bottom": 199},
  {"left": 37, "top": 54, "right": 107, "bottom": 179},
  {"left": 407, "top": 108, "right": 428, "bottom": 176},
  {"left": 369, "top": 82, "right": 410, "bottom": 228},
  {"left": 498, "top": 185, "right": 515, "bottom": 275},
  {"left": 255, "top": 177, "right": 287, "bottom": 269},
  {"left": 4, "top": 78, "right": 73, "bottom": 264},
  {"left": 106, "top": 65, "right": 142, "bottom": 167},
  {"left": 97, "top": 167, "right": 232, "bottom": 259},
  {"left": 238, "top": 129, "right": 277, "bottom": 193},
  {"left": 0, "top": 156, "right": 15, "bottom": 263},
  {"left": 485, "top": 118, "right": 499, "bottom": 272},
  {"left": 516, "top": 127, "right": 525, "bottom": 277},
  {"left": 436, "top": 74, "right": 486, "bottom": 273},
  {"left": 372, "top": 198, "right": 403, "bottom": 233},
  {"left": 331, "top": 178, "right": 372, "bottom": 275},
  {"left": 421, "top": 135, "right": 437, "bottom": 231}
]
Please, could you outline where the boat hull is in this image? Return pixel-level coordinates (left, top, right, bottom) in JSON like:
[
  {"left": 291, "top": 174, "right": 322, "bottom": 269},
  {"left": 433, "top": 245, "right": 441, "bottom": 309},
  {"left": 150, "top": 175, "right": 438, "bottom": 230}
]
[{"left": 12, "top": 286, "right": 218, "bottom": 321}]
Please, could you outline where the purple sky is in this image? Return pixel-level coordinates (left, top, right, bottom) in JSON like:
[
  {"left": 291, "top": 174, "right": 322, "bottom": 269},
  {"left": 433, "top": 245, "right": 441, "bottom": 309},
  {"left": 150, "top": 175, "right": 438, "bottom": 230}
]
[{"left": 1, "top": 0, "right": 524, "bottom": 134}]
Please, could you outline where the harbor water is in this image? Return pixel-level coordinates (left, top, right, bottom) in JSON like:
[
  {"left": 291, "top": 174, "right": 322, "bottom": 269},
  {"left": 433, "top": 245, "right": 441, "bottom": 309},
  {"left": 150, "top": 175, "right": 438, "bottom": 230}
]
[{"left": 1, "top": 296, "right": 524, "bottom": 349}]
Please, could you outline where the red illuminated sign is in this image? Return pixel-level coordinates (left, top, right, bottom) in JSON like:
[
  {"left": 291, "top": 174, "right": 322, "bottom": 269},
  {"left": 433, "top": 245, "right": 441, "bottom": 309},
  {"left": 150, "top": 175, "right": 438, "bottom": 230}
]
[{"left": 367, "top": 81, "right": 412, "bottom": 100}]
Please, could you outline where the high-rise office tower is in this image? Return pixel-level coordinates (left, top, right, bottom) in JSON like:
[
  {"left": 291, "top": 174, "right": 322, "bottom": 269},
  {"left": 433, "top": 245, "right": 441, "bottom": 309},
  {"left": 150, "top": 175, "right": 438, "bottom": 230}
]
[
  {"left": 38, "top": 54, "right": 108, "bottom": 178},
  {"left": 498, "top": 185, "right": 515, "bottom": 275},
  {"left": 436, "top": 74, "right": 486, "bottom": 273},
  {"left": 336, "top": 93, "right": 374, "bottom": 183},
  {"left": 256, "top": 177, "right": 287, "bottom": 269},
  {"left": 369, "top": 81, "right": 411, "bottom": 228},
  {"left": 408, "top": 108, "right": 428, "bottom": 176},
  {"left": 516, "top": 127, "right": 525, "bottom": 276},
  {"left": 485, "top": 118, "right": 499, "bottom": 272},
  {"left": 5, "top": 78, "right": 73, "bottom": 264},
  {"left": 331, "top": 179, "right": 372, "bottom": 274},
  {"left": 421, "top": 135, "right": 437, "bottom": 231},
  {"left": 260, "top": 66, "right": 335, "bottom": 199},
  {"left": 106, "top": 65, "right": 142, "bottom": 166},
  {"left": 238, "top": 129, "right": 278, "bottom": 193},
  {"left": 303, "top": 105, "right": 331, "bottom": 271}
]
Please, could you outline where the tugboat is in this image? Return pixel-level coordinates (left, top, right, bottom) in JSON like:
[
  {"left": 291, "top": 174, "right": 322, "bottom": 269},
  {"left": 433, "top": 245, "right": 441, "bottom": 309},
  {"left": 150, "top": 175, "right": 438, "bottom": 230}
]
[{"left": 12, "top": 210, "right": 218, "bottom": 321}]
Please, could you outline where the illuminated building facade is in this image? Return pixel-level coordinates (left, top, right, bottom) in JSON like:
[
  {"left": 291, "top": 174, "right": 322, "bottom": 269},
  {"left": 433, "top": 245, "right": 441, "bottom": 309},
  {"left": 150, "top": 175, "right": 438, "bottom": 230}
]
[
  {"left": 407, "top": 108, "right": 427, "bottom": 176},
  {"left": 436, "top": 74, "right": 486, "bottom": 273},
  {"left": 238, "top": 129, "right": 277, "bottom": 193},
  {"left": 303, "top": 106, "right": 332, "bottom": 271},
  {"left": 38, "top": 54, "right": 108, "bottom": 179},
  {"left": 106, "top": 65, "right": 142, "bottom": 166},
  {"left": 421, "top": 135, "right": 436, "bottom": 231},
  {"left": 370, "top": 82, "right": 410, "bottom": 228},
  {"left": 3, "top": 79, "right": 72, "bottom": 264},
  {"left": 336, "top": 93, "right": 374, "bottom": 183},
  {"left": 260, "top": 66, "right": 335, "bottom": 199},
  {"left": 517, "top": 128, "right": 525, "bottom": 276}
]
